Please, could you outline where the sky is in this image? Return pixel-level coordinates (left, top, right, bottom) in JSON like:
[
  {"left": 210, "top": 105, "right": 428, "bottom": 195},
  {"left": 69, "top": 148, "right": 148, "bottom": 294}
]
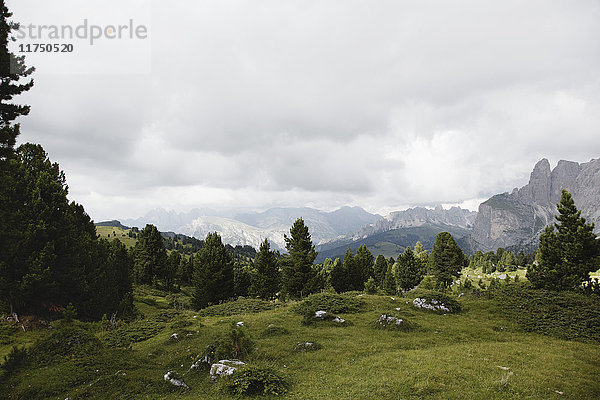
[{"left": 7, "top": 0, "right": 600, "bottom": 221}]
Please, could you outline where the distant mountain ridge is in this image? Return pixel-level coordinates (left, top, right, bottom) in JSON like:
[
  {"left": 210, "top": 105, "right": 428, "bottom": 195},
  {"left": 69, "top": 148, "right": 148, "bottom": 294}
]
[
  {"left": 119, "top": 206, "right": 381, "bottom": 251},
  {"left": 469, "top": 158, "right": 600, "bottom": 253},
  {"left": 316, "top": 206, "right": 476, "bottom": 262}
]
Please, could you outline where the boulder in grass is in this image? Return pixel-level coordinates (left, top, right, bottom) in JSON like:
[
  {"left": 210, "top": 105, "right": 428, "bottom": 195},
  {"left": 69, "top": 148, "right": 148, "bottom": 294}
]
[
  {"left": 164, "top": 370, "right": 189, "bottom": 389},
  {"left": 190, "top": 343, "right": 217, "bottom": 371},
  {"left": 377, "top": 314, "right": 404, "bottom": 328},
  {"left": 210, "top": 360, "right": 246, "bottom": 378},
  {"left": 413, "top": 297, "right": 450, "bottom": 312},
  {"left": 293, "top": 341, "right": 321, "bottom": 352},
  {"left": 314, "top": 310, "right": 347, "bottom": 324}
]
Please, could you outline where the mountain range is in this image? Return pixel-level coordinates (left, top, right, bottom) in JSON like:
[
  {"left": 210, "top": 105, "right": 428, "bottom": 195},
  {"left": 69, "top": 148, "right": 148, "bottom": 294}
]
[
  {"left": 120, "top": 206, "right": 381, "bottom": 251},
  {"left": 112, "top": 157, "right": 600, "bottom": 258},
  {"left": 315, "top": 206, "right": 477, "bottom": 262},
  {"left": 468, "top": 157, "right": 600, "bottom": 253}
]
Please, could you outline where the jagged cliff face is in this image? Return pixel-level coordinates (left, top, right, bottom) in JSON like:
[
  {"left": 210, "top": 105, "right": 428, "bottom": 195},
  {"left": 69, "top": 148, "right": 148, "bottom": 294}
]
[
  {"left": 350, "top": 206, "right": 476, "bottom": 240},
  {"left": 470, "top": 158, "right": 600, "bottom": 253}
]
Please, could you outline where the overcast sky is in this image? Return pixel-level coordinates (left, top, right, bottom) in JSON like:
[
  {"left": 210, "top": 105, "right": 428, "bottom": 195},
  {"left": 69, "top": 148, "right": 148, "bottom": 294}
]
[{"left": 8, "top": 0, "right": 600, "bottom": 221}]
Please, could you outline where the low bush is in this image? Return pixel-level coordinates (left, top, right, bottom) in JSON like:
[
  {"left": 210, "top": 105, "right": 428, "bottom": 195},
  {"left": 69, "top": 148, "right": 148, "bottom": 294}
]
[
  {"left": 408, "top": 290, "right": 462, "bottom": 313},
  {"left": 166, "top": 293, "right": 193, "bottom": 310},
  {"left": 491, "top": 285, "right": 600, "bottom": 342},
  {"left": 214, "top": 324, "right": 254, "bottom": 360},
  {"left": 198, "top": 298, "right": 278, "bottom": 317},
  {"left": 100, "top": 319, "right": 164, "bottom": 347},
  {"left": 292, "top": 292, "right": 365, "bottom": 315},
  {"left": 1, "top": 345, "right": 28, "bottom": 373},
  {"left": 30, "top": 325, "right": 103, "bottom": 365},
  {"left": 261, "top": 325, "right": 290, "bottom": 337},
  {"left": 374, "top": 314, "right": 416, "bottom": 331},
  {"left": 190, "top": 324, "right": 254, "bottom": 372},
  {"left": 220, "top": 365, "right": 289, "bottom": 396}
]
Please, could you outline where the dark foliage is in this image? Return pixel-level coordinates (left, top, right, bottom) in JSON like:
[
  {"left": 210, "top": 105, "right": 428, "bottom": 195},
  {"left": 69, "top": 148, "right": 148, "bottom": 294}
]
[
  {"left": 281, "top": 218, "right": 317, "bottom": 298},
  {"left": 491, "top": 284, "right": 600, "bottom": 343},
  {"left": 221, "top": 366, "right": 289, "bottom": 396},
  {"left": 197, "top": 298, "right": 278, "bottom": 317},
  {"left": 293, "top": 292, "right": 365, "bottom": 315},
  {"left": 527, "top": 190, "right": 600, "bottom": 291},
  {"left": 192, "top": 232, "right": 235, "bottom": 309}
]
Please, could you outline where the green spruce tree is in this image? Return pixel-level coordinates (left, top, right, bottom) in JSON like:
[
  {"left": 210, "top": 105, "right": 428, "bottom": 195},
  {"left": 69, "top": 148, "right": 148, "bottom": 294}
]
[
  {"left": 132, "top": 224, "right": 167, "bottom": 285},
  {"left": 527, "top": 190, "right": 600, "bottom": 290},
  {"left": 428, "top": 232, "right": 465, "bottom": 288},
  {"left": 192, "top": 232, "right": 235, "bottom": 308},
  {"left": 354, "top": 245, "right": 374, "bottom": 288},
  {"left": 373, "top": 254, "right": 388, "bottom": 288},
  {"left": 249, "top": 239, "right": 280, "bottom": 299},
  {"left": 395, "top": 247, "right": 424, "bottom": 291},
  {"left": 281, "top": 218, "right": 317, "bottom": 298},
  {"left": 330, "top": 257, "right": 347, "bottom": 293}
]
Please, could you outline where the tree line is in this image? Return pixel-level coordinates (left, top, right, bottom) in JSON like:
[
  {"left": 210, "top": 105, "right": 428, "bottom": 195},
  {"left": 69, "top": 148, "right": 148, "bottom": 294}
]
[{"left": 1, "top": 0, "right": 597, "bottom": 323}]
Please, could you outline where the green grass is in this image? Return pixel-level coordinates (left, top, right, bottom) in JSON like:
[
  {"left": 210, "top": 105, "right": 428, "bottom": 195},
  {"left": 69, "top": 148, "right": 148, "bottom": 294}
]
[
  {"left": 197, "top": 298, "right": 279, "bottom": 317},
  {"left": 1, "top": 286, "right": 599, "bottom": 399},
  {"left": 95, "top": 225, "right": 138, "bottom": 248}
]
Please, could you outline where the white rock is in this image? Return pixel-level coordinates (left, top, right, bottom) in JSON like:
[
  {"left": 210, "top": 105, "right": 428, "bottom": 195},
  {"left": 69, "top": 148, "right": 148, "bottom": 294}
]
[
  {"left": 413, "top": 298, "right": 450, "bottom": 312},
  {"left": 378, "top": 314, "right": 403, "bottom": 327},
  {"left": 170, "top": 333, "right": 179, "bottom": 340},
  {"left": 315, "top": 310, "right": 327, "bottom": 319},
  {"left": 209, "top": 360, "right": 246, "bottom": 378},
  {"left": 236, "top": 321, "right": 244, "bottom": 327},
  {"left": 333, "top": 317, "right": 345, "bottom": 323},
  {"left": 163, "top": 371, "right": 189, "bottom": 389}
]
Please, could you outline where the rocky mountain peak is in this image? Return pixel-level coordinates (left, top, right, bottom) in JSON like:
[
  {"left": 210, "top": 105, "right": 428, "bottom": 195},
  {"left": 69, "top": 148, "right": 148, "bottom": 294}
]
[
  {"left": 470, "top": 157, "right": 600, "bottom": 253},
  {"left": 525, "top": 158, "right": 552, "bottom": 205}
]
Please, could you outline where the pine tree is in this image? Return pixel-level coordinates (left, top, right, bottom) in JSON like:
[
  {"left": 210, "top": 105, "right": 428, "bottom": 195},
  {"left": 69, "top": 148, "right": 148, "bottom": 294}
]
[
  {"left": 342, "top": 248, "right": 358, "bottom": 291},
  {"left": 0, "top": 2, "right": 34, "bottom": 318},
  {"left": 413, "top": 241, "right": 428, "bottom": 272},
  {"left": 395, "top": 247, "right": 424, "bottom": 291},
  {"left": 354, "top": 245, "right": 374, "bottom": 287},
  {"left": 164, "top": 251, "right": 181, "bottom": 288},
  {"left": 373, "top": 254, "right": 388, "bottom": 288},
  {"left": 382, "top": 262, "right": 396, "bottom": 294},
  {"left": 428, "top": 232, "right": 465, "bottom": 288},
  {"left": 132, "top": 224, "right": 167, "bottom": 285},
  {"left": 0, "top": 1, "right": 34, "bottom": 161},
  {"left": 330, "top": 257, "right": 346, "bottom": 293},
  {"left": 527, "top": 190, "right": 600, "bottom": 290},
  {"left": 192, "top": 232, "right": 235, "bottom": 308},
  {"left": 281, "top": 218, "right": 317, "bottom": 298},
  {"left": 249, "top": 239, "right": 280, "bottom": 299},
  {"left": 0, "top": 144, "right": 132, "bottom": 318},
  {"left": 498, "top": 250, "right": 516, "bottom": 272}
]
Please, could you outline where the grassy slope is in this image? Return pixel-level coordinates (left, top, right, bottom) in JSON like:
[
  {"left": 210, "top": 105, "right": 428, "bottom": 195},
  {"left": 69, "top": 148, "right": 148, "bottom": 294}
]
[
  {"left": 95, "top": 225, "right": 138, "bottom": 248},
  {"left": 2, "top": 287, "right": 599, "bottom": 400}
]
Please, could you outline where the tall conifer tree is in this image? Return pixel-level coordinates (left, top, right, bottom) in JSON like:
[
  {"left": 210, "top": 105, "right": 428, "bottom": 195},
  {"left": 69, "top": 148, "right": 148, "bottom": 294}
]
[
  {"left": 281, "top": 218, "right": 317, "bottom": 298},
  {"left": 527, "top": 190, "right": 600, "bottom": 290},
  {"left": 192, "top": 232, "right": 234, "bottom": 308},
  {"left": 428, "top": 232, "right": 464, "bottom": 288},
  {"left": 249, "top": 239, "right": 280, "bottom": 299}
]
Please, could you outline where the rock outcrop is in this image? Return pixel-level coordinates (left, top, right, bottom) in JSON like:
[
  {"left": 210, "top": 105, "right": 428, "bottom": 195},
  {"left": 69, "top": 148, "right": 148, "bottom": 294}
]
[
  {"left": 348, "top": 206, "right": 477, "bottom": 240},
  {"left": 470, "top": 158, "right": 600, "bottom": 253}
]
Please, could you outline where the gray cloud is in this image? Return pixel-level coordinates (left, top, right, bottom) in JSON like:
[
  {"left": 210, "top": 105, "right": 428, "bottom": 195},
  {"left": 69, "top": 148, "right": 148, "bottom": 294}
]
[{"left": 8, "top": 0, "right": 600, "bottom": 220}]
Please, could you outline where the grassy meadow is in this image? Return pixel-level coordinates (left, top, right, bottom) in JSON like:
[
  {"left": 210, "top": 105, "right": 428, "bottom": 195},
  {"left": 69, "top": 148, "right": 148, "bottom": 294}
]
[
  {"left": 95, "top": 226, "right": 138, "bottom": 248},
  {"left": 2, "top": 283, "right": 599, "bottom": 400}
]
